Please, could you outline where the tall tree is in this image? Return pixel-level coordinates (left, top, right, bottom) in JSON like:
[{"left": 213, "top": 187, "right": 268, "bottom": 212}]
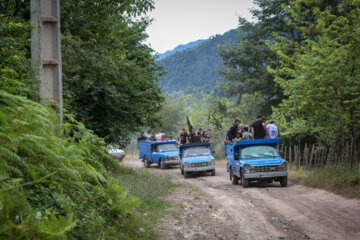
[
  {"left": 60, "top": 0, "right": 164, "bottom": 146},
  {"left": 269, "top": 0, "right": 360, "bottom": 147},
  {"left": 218, "top": 0, "right": 294, "bottom": 116}
]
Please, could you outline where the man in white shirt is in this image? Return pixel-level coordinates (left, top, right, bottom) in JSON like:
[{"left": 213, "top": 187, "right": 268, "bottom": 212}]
[
  {"left": 145, "top": 130, "right": 153, "bottom": 140},
  {"left": 155, "top": 130, "right": 162, "bottom": 141},
  {"left": 266, "top": 121, "right": 278, "bottom": 139}
]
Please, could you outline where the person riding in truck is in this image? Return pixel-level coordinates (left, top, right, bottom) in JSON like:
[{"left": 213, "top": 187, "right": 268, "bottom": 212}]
[{"left": 233, "top": 132, "right": 243, "bottom": 141}]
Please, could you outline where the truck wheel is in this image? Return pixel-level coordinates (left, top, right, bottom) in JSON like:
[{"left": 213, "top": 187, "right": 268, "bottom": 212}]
[
  {"left": 280, "top": 176, "right": 288, "bottom": 187},
  {"left": 143, "top": 159, "right": 150, "bottom": 168},
  {"left": 181, "top": 167, "right": 184, "bottom": 175},
  {"left": 184, "top": 171, "right": 190, "bottom": 179},
  {"left": 160, "top": 159, "right": 166, "bottom": 169},
  {"left": 230, "top": 170, "right": 239, "bottom": 185},
  {"left": 211, "top": 169, "right": 216, "bottom": 176},
  {"left": 241, "top": 171, "right": 249, "bottom": 188}
]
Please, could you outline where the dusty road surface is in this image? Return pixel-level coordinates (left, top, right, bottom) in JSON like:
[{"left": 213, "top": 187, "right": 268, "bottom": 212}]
[{"left": 122, "top": 156, "right": 360, "bottom": 240}]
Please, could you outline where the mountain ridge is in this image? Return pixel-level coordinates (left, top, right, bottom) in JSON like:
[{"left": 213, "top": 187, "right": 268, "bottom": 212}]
[
  {"left": 158, "top": 29, "right": 239, "bottom": 97},
  {"left": 158, "top": 39, "right": 206, "bottom": 60}
]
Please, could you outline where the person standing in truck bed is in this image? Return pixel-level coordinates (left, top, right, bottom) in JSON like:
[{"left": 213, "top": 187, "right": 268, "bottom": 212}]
[
  {"left": 251, "top": 115, "right": 267, "bottom": 139},
  {"left": 242, "top": 126, "right": 252, "bottom": 140},
  {"left": 179, "top": 129, "right": 188, "bottom": 144}
]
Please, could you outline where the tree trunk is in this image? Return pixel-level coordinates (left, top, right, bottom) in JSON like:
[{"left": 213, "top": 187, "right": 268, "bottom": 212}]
[
  {"left": 304, "top": 143, "right": 308, "bottom": 167},
  {"left": 310, "top": 144, "right": 315, "bottom": 168}
]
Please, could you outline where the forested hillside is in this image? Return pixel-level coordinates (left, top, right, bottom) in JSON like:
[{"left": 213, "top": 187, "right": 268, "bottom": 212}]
[
  {"left": 158, "top": 39, "right": 205, "bottom": 59},
  {"left": 159, "top": 29, "right": 238, "bottom": 97}
]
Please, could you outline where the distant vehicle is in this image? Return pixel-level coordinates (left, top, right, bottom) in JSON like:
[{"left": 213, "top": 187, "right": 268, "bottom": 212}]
[
  {"left": 179, "top": 142, "right": 216, "bottom": 178},
  {"left": 225, "top": 138, "right": 288, "bottom": 188},
  {"left": 137, "top": 140, "right": 180, "bottom": 169},
  {"left": 107, "top": 145, "right": 125, "bottom": 161}
]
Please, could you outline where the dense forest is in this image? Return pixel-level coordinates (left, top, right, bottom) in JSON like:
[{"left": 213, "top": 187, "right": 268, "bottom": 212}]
[
  {"left": 158, "top": 39, "right": 205, "bottom": 60},
  {"left": 159, "top": 29, "right": 238, "bottom": 97}
]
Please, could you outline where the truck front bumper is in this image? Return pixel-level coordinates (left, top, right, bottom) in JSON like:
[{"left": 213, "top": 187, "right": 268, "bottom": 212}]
[
  {"left": 244, "top": 171, "right": 288, "bottom": 179},
  {"left": 184, "top": 166, "right": 215, "bottom": 173},
  {"left": 164, "top": 160, "right": 180, "bottom": 165}
]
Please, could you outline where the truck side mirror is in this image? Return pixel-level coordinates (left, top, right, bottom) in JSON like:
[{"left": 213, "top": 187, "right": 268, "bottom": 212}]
[
  {"left": 234, "top": 153, "right": 240, "bottom": 160},
  {"left": 279, "top": 150, "right": 284, "bottom": 158},
  {"left": 211, "top": 150, "right": 215, "bottom": 155}
]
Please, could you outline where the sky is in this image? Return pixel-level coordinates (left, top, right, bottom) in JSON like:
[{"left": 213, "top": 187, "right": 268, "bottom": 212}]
[{"left": 146, "top": 0, "right": 256, "bottom": 53}]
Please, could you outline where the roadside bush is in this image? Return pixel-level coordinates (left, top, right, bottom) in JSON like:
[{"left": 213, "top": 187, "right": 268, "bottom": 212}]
[
  {"left": 289, "top": 164, "right": 360, "bottom": 198},
  {"left": 0, "top": 90, "right": 144, "bottom": 239},
  {"left": 115, "top": 167, "right": 173, "bottom": 201}
]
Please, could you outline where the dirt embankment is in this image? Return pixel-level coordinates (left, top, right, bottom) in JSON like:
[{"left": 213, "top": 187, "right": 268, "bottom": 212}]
[{"left": 122, "top": 157, "right": 360, "bottom": 240}]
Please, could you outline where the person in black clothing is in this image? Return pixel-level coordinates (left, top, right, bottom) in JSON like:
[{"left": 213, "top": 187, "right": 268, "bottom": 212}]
[
  {"left": 226, "top": 129, "right": 232, "bottom": 143},
  {"left": 251, "top": 115, "right": 268, "bottom": 139},
  {"left": 137, "top": 132, "right": 146, "bottom": 140},
  {"left": 179, "top": 128, "right": 188, "bottom": 144},
  {"left": 189, "top": 128, "right": 201, "bottom": 143},
  {"left": 229, "top": 120, "right": 240, "bottom": 139},
  {"left": 198, "top": 128, "right": 204, "bottom": 142}
]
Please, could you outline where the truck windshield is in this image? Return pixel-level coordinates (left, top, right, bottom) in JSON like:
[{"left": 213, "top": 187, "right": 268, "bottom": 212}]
[
  {"left": 157, "top": 144, "right": 178, "bottom": 152},
  {"left": 241, "top": 146, "right": 279, "bottom": 159},
  {"left": 183, "top": 147, "right": 211, "bottom": 157}
]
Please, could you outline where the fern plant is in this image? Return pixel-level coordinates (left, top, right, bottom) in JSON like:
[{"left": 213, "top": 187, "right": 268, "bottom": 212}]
[{"left": 0, "top": 90, "right": 142, "bottom": 239}]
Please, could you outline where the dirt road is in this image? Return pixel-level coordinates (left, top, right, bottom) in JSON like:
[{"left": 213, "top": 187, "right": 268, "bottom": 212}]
[{"left": 122, "top": 157, "right": 360, "bottom": 240}]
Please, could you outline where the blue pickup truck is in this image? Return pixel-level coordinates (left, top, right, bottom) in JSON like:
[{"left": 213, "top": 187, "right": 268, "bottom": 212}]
[
  {"left": 225, "top": 138, "right": 288, "bottom": 187},
  {"left": 179, "top": 142, "right": 216, "bottom": 178},
  {"left": 138, "top": 140, "right": 180, "bottom": 169}
]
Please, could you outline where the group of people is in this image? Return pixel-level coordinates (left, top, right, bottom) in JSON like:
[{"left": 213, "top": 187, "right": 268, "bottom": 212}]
[
  {"left": 137, "top": 128, "right": 212, "bottom": 144},
  {"left": 178, "top": 128, "right": 212, "bottom": 144},
  {"left": 226, "top": 115, "right": 278, "bottom": 143},
  {"left": 137, "top": 130, "right": 165, "bottom": 141},
  {"left": 137, "top": 115, "right": 277, "bottom": 144}
]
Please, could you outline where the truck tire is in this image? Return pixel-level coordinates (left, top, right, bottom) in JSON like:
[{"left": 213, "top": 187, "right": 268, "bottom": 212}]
[
  {"left": 230, "top": 169, "right": 239, "bottom": 185},
  {"left": 241, "top": 171, "right": 249, "bottom": 188},
  {"left": 211, "top": 169, "right": 216, "bottom": 176},
  {"left": 143, "top": 158, "right": 150, "bottom": 168},
  {"left": 280, "top": 176, "right": 288, "bottom": 187},
  {"left": 160, "top": 158, "right": 166, "bottom": 169},
  {"left": 184, "top": 171, "right": 190, "bottom": 179}
]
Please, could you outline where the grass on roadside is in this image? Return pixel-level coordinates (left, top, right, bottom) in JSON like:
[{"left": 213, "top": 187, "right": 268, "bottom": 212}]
[
  {"left": 113, "top": 166, "right": 174, "bottom": 239},
  {"left": 289, "top": 163, "right": 360, "bottom": 199}
]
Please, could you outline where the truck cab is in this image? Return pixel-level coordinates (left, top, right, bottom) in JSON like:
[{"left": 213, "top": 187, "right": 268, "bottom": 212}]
[
  {"left": 138, "top": 140, "right": 180, "bottom": 169},
  {"left": 179, "top": 142, "right": 216, "bottom": 178},
  {"left": 225, "top": 138, "right": 288, "bottom": 187}
]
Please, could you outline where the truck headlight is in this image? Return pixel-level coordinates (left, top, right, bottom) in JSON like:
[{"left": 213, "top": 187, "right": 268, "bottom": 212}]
[
  {"left": 185, "top": 162, "right": 190, "bottom": 168},
  {"left": 279, "top": 162, "right": 287, "bottom": 171},
  {"left": 245, "top": 164, "right": 255, "bottom": 173},
  {"left": 210, "top": 159, "right": 215, "bottom": 166}
]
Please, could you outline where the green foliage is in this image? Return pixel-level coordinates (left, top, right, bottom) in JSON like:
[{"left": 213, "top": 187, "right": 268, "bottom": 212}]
[
  {"left": 0, "top": 2, "right": 33, "bottom": 97},
  {"left": 0, "top": 90, "right": 151, "bottom": 239},
  {"left": 159, "top": 30, "right": 238, "bottom": 97},
  {"left": 289, "top": 164, "right": 360, "bottom": 198},
  {"left": 269, "top": 0, "right": 360, "bottom": 145},
  {"left": 218, "top": 0, "right": 295, "bottom": 116},
  {"left": 60, "top": 0, "right": 164, "bottom": 146}
]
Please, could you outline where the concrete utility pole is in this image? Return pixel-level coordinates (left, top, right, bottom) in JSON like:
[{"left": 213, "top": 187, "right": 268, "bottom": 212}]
[{"left": 31, "top": 0, "right": 63, "bottom": 118}]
